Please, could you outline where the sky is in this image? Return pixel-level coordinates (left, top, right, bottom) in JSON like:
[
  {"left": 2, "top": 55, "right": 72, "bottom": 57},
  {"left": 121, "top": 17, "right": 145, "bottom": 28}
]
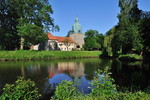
[{"left": 50, "top": 0, "right": 150, "bottom": 36}]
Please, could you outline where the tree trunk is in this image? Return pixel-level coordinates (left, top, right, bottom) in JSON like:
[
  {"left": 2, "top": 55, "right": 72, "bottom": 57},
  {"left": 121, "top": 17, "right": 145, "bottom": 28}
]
[
  {"left": 140, "top": 52, "right": 143, "bottom": 57},
  {"left": 20, "top": 37, "right": 25, "bottom": 50}
]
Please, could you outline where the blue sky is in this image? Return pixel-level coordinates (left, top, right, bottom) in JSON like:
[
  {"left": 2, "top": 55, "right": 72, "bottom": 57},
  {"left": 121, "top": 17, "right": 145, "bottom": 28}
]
[{"left": 50, "top": 0, "right": 150, "bottom": 36}]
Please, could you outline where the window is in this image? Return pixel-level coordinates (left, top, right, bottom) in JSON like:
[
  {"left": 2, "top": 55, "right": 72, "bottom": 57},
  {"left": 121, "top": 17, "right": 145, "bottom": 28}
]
[{"left": 59, "top": 43, "right": 63, "bottom": 46}]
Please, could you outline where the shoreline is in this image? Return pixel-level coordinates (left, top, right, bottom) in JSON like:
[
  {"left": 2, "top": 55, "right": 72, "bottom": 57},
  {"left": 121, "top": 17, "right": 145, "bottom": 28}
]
[{"left": 0, "top": 56, "right": 99, "bottom": 62}]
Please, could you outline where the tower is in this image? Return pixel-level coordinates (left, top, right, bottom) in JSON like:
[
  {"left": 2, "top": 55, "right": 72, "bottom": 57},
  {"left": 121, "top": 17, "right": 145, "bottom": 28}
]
[
  {"left": 72, "top": 17, "right": 82, "bottom": 33},
  {"left": 70, "top": 17, "right": 84, "bottom": 50}
]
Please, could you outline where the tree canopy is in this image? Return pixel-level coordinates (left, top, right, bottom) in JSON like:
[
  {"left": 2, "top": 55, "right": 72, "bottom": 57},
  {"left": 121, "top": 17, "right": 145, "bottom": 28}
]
[
  {"left": 83, "top": 30, "right": 104, "bottom": 51},
  {"left": 102, "top": 0, "right": 150, "bottom": 58},
  {"left": 0, "top": 0, "right": 57, "bottom": 50}
]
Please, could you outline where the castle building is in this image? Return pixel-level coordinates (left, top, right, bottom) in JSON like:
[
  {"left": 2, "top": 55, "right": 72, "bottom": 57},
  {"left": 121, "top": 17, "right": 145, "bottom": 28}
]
[
  {"left": 31, "top": 33, "right": 74, "bottom": 51},
  {"left": 31, "top": 17, "right": 84, "bottom": 51},
  {"left": 69, "top": 17, "right": 84, "bottom": 50}
]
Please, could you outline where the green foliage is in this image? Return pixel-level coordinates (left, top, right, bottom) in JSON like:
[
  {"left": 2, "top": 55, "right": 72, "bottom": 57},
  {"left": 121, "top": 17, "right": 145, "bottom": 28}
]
[
  {"left": 0, "top": 77, "right": 41, "bottom": 100},
  {"left": 17, "top": 23, "right": 47, "bottom": 48},
  {"left": 52, "top": 80, "right": 79, "bottom": 100},
  {"left": 101, "top": 48, "right": 109, "bottom": 57},
  {"left": 119, "top": 54, "right": 143, "bottom": 61},
  {"left": 114, "top": 91, "right": 150, "bottom": 100},
  {"left": 84, "top": 30, "right": 104, "bottom": 51},
  {"left": 103, "top": 34, "right": 113, "bottom": 57},
  {"left": 0, "top": 0, "right": 20, "bottom": 50},
  {"left": 102, "top": 0, "right": 143, "bottom": 55},
  {"left": 89, "top": 67, "right": 117, "bottom": 97},
  {"left": 66, "top": 30, "right": 73, "bottom": 37},
  {"left": 0, "top": 0, "right": 57, "bottom": 50},
  {"left": 140, "top": 17, "right": 150, "bottom": 54},
  {"left": 144, "top": 86, "right": 150, "bottom": 94}
]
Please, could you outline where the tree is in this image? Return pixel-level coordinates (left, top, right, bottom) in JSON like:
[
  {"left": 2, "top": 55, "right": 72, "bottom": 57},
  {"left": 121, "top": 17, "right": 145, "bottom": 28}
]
[
  {"left": 14, "top": 0, "right": 54, "bottom": 49},
  {"left": 95, "top": 33, "right": 104, "bottom": 50},
  {"left": 66, "top": 30, "right": 73, "bottom": 37},
  {"left": 17, "top": 23, "right": 47, "bottom": 49},
  {"left": 140, "top": 12, "right": 150, "bottom": 57},
  {"left": 0, "top": 0, "right": 20, "bottom": 50},
  {"left": 84, "top": 30, "right": 104, "bottom": 51},
  {"left": 116, "top": 0, "right": 142, "bottom": 54},
  {"left": 63, "top": 38, "right": 71, "bottom": 51},
  {"left": 0, "top": 0, "right": 57, "bottom": 50}
]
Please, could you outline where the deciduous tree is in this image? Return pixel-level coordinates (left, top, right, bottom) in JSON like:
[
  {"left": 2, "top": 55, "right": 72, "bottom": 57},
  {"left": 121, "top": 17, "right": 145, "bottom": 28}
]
[{"left": 84, "top": 30, "right": 104, "bottom": 51}]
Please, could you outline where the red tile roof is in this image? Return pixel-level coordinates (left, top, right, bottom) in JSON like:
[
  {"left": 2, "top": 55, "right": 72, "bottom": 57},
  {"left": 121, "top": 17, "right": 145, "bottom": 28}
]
[{"left": 47, "top": 32, "right": 74, "bottom": 43}]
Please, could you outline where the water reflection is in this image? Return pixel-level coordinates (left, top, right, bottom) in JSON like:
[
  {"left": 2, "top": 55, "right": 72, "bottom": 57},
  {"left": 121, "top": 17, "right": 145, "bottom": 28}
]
[
  {"left": 111, "top": 59, "right": 150, "bottom": 91},
  {"left": 48, "top": 62, "right": 84, "bottom": 78},
  {"left": 0, "top": 59, "right": 103, "bottom": 96},
  {"left": 0, "top": 58, "right": 150, "bottom": 99}
]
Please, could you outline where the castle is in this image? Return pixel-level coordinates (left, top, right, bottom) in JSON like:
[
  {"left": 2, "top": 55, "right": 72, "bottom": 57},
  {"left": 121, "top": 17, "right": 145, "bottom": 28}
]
[{"left": 32, "top": 17, "right": 84, "bottom": 51}]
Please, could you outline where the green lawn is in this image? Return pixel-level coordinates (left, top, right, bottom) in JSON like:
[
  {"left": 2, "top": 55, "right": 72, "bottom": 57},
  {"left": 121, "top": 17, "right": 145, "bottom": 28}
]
[{"left": 0, "top": 50, "right": 101, "bottom": 61}]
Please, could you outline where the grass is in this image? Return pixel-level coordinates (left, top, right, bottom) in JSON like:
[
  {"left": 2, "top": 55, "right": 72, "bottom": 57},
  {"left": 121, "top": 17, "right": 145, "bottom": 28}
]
[
  {"left": 0, "top": 50, "right": 101, "bottom": 61},
  {"left": 118, "top": 54, "right": 143, "bottom": 61}
]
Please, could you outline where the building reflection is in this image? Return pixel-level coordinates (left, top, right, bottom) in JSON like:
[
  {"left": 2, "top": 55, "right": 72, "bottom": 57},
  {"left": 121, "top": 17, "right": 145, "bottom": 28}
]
[
  {"left": 48, "top": 62, "right": 84, "bottom": 78},
  {"left": 48, "top": 62, "right": 85, "bottom": 88},
  {"left": 23, "top": 61, "right": 85, "bottom": 91}
]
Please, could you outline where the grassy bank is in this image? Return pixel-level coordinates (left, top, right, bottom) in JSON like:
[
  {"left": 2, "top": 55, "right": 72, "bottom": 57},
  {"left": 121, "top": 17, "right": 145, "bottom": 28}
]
[
  {"left": 118, "top": 54, "right": 143, "bottom": 61},
  {"left": 0, "top": 50, "right": 101, "bottom": 61}
]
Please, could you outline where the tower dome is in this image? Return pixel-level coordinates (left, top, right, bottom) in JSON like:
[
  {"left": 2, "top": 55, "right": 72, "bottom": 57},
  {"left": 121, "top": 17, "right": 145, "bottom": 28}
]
[{"left": 72, "top": 17, "right": 82, "bottom": 33}]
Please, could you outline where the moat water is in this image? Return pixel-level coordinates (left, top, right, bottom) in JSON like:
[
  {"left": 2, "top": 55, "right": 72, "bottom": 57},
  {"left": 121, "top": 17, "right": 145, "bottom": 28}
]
[{"left": 0, "top": 58, "right": 150, "bottom": 99}]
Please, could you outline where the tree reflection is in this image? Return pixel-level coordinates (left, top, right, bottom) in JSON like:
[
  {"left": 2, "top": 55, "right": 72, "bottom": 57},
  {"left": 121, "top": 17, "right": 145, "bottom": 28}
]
[
  {"left": 0, "top": 58, "right": 149, "bottom": 98},
  {"left": 111, "top": 59, "right": 150, "bottom": 91}
]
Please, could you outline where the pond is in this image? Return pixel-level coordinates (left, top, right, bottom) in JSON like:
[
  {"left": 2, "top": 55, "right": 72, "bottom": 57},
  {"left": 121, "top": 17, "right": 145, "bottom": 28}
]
[{"left": 0, "top": 58, "right": 150, "bottom": 99}]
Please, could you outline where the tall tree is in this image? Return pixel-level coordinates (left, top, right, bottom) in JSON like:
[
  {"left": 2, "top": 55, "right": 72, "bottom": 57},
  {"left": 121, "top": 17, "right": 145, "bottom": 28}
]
[
  {"left": 116, "top": 0, "right": 142, "bottom": 54},
  {"left": 84, "top": 30, "right": 104, "bottom": 51},
  {"left": 0, "top": 0, "right": 57, "bottom": 50},
  {"left": 140, "top": 11, "right": 150, "bottom": 57},
  {"left": 0, "top": 0, "right": 20, "bottom": 50}
]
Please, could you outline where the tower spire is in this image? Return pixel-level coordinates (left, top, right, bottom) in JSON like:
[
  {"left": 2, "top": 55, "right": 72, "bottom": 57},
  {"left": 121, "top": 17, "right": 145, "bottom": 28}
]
[{"left": 72, "top": 17, "right": 82, "bottom": 33}]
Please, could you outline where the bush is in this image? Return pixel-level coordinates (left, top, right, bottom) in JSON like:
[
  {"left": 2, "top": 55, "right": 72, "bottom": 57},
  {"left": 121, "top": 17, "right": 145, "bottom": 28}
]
[
  {"left": 89, "top": 67, "right": 117, "bottom": 97},
  {"left": 52, "top": 80, "right": 79, "bottom": 100},
  {"left": 0, "top": 77, "right": 41, "bottom": 100}
]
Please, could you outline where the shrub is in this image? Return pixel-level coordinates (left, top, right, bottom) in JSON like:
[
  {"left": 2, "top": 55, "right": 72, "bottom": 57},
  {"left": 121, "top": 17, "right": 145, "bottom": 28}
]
[
  {"left": 0, "top": 77, "right": 41, "bottom": 100},
  {"left": 52, "top": 80, "right": 79, "bottom": 100},
  {"left": 89, "top": 67, "right": 117, "bottom": 97}
]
